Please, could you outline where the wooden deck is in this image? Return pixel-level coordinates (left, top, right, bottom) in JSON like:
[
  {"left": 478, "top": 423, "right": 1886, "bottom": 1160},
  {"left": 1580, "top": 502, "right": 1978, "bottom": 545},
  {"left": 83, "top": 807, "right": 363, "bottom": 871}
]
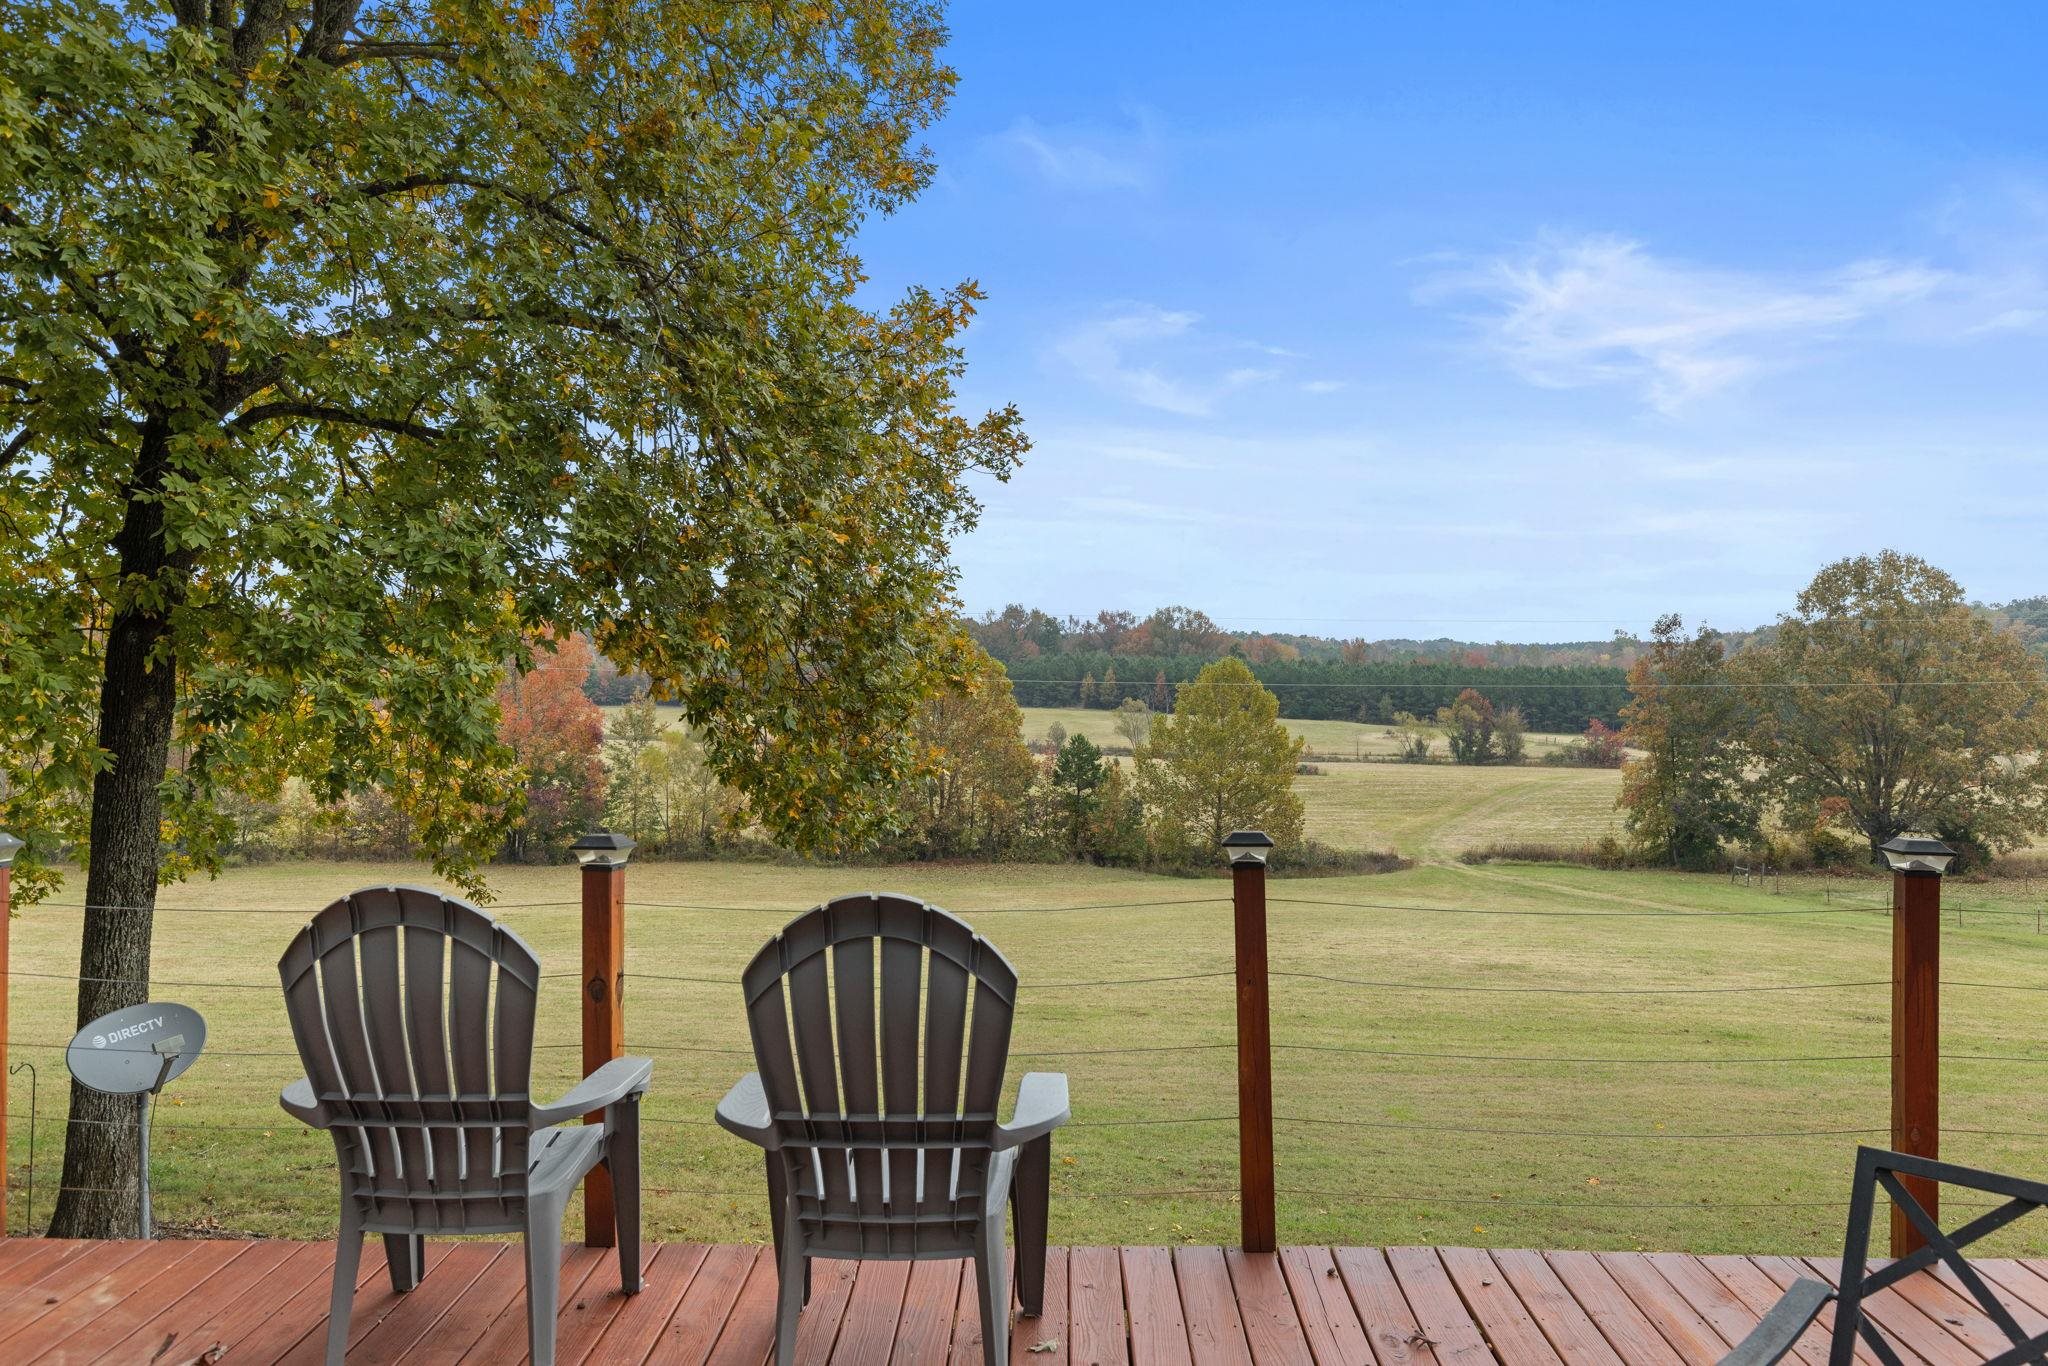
[{"left": 5, "top": 1238, "right": 2048, "bottom": 1364}]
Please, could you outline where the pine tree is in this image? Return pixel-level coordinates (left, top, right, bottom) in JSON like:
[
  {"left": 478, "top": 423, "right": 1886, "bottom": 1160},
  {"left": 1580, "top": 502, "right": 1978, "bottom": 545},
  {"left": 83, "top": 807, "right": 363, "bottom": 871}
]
[{"left": 1049, "top": 734, "right": 1107, "bottom": 856}]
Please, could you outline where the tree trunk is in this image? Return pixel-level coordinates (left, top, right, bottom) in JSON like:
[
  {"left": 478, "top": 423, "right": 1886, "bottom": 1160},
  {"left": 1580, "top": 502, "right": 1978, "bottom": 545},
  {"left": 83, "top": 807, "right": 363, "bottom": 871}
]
[{"left": 48, "top": 418, "right": 180, "bottom": 1240}]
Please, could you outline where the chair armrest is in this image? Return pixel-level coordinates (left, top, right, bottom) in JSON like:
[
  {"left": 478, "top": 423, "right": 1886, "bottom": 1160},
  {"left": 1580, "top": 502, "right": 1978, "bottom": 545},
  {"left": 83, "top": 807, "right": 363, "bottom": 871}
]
[
  {"left": 995, "top": 1072, "right": 1070, "bottom": 1152},
  {"left": 280, "top": 1076, "right": 329, "bottom": 1129},
  {"left": 715, "top": 1072, "right": 780, "bottom": 1150},
  {"left": 531, "top": 1056, "right": 654, "bottom": 1129},
  {"left": 1717, "top": 1277, "right": 1834, "bottom": 1366}
]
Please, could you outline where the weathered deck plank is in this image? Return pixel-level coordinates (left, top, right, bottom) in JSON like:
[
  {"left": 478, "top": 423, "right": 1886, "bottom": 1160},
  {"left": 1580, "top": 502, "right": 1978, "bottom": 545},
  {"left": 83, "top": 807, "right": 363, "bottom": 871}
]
[{"left": 1, "top": 1237, "right": 2044, "bottom": 1363}]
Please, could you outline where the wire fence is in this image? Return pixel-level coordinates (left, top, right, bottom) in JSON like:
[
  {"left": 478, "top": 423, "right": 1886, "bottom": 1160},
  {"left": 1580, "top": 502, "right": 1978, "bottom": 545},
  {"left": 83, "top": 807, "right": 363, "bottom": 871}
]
[{"left": 6, "top": 874, "right": 2048, "bottom": 1248}]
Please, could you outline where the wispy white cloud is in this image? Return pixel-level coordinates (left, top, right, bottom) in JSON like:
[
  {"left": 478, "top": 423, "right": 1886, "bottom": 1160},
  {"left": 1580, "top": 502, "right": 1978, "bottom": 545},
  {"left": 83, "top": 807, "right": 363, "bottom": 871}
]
[
  {"left": 1424, "top": 234, "right": 1947, "bottom": 412},
  {"left": 1050, "top": 305, "right": 1211, "bottom": 415},
  {"left": 1299, "top": 379, "right": 1348, "bottom": 394},
  {"left": 991, "top": 109, "right": 1163, "bottom": 191},
  {"left": 1049, "top": 306, "right": 1292, "bottom": 415}
]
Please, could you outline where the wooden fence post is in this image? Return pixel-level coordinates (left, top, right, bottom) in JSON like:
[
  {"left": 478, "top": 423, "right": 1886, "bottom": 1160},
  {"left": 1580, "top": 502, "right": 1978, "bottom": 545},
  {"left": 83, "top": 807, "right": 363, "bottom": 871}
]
[
  {"left": 0, "top": 832, "right": 17, "bottom": 1240},
  {"left": 571, "top": 831, "right": 634, "bottom": 1248},
  {"left": 1889, "top": 850, "right": 1945, "bottom": 1257},
  {"left": 1224, "top": 830, "right": 1276, "bottom": 1254}
]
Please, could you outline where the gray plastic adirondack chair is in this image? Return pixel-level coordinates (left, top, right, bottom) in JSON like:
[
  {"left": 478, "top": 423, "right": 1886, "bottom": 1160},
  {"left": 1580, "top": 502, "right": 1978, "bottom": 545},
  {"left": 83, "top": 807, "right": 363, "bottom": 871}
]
[
  {"left": 277, "top": 886, "right": 653, "bottom": 1366},
  {"left": 716, "top": 893, "right": 1071, "bottom": 1366}
]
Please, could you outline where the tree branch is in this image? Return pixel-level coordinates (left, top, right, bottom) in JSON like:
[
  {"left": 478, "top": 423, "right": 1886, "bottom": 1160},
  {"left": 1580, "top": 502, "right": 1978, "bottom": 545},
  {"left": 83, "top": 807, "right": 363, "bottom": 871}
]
[
  {"left": 229, "top": 400, "right": 439, "bottom": 442},
  {"left": 330, "top": 41, "right": 457, "bottom": 67},
  {"left": 0, "top": 426, "right": 33, "bottom": 468}
]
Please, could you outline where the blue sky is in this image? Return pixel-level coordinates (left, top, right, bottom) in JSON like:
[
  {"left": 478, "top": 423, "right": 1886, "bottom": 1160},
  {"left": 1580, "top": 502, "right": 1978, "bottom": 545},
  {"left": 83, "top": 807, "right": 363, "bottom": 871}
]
[{"left": 854, "top": 2, "right": 2048, "bottom": 639}]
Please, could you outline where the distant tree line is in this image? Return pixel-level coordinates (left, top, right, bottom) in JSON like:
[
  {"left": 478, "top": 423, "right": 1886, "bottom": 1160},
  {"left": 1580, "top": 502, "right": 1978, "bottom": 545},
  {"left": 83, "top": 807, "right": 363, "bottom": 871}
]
[
  {"left": 968, "top": 602, "right": 1650, "bottom": 671},
  {"left": 1004, "top": 651, "right": 1626, "bottom": 733}
]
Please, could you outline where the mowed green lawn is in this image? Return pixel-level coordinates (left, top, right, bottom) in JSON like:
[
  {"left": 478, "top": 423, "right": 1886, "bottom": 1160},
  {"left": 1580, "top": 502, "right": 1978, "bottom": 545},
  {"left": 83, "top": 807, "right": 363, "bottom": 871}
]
[{"left": 10, "top": 858, "right": 2048, "bottom": 1254}]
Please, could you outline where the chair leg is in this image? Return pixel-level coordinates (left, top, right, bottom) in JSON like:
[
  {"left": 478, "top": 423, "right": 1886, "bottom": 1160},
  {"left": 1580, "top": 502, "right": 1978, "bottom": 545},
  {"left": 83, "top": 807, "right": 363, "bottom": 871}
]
[
  {"left": 1013, "top": 1136, "right": 1051, "bottom": 1317},
  {"left": 383, "top": 1232, "right": 424, "bottom": 1293},
  {"left": 326, "top": 1202, "right": 364, "bottom": 1366},
  {"left": 765, "top": 1155, "right": 809, "bottom": 1304},
  {"left": 773, "top": 1208, "right": 806, "bottom": 1366},
  {"left": 606, "top": 1099, "right": 643, "bottom": 1294},
  {"left": 974, "top": 1216, "right": 1011, "bottom": 1366},
  {"left": 526, "top": 1197, "right": 565, "bottom": 1366}
]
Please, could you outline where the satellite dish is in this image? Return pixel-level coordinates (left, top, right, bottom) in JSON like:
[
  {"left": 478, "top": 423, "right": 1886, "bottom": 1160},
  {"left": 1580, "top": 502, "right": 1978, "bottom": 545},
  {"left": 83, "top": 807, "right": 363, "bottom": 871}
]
[
  {"left": 67, "top": 1002, "right": 207, "bottom": 1096},
  {"left": 66, "top": 1001, "right": 207, "bottom": 1239}
]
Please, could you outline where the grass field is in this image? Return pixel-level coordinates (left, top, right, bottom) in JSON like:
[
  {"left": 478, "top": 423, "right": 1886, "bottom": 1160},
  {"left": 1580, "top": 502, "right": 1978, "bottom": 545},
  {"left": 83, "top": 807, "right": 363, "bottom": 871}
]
[
  {"left": 1027, "top": 703, "right": 1628, "bottom": 859},
  {"left": 10, "top": 857, "right": 2048, "bottom": 1255},
  {"left": 1017, "top": 705, "right": 1589, "bottom": 762},
  {"left": 609, "top": 703, "right": 1624, "bottom": 860},
  {"left": 1297, "top": 760, "right": 1624, "bottom": 858}
]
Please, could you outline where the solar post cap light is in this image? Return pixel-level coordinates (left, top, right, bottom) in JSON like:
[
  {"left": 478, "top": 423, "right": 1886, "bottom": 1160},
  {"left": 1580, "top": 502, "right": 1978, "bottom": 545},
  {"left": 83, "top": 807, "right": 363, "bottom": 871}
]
[
  {"left": 0, "top": 831, "right": 22, "bottom": 866},
  {"left": 1879, "top": 836, "right": 1958, "bottom": 876},
  {"left": 66, "top": 1001, "right": 207, "bottom": 1239},
  {"left": 1222, "top": 829, "right": 1275, "bottom": 864},
  {"left": 571, "top": 829, "right": 636, "bottom": 866}
]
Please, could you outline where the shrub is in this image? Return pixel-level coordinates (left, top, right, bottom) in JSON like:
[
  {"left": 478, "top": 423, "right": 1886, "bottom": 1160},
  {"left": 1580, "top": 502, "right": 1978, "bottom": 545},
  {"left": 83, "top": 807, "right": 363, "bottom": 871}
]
[
  {"left": 1268, "top": 840, "right": 1410, "bottom": 876},
  {"left": 1459, "top": 840, "right": 1630, "bottom": 869}
]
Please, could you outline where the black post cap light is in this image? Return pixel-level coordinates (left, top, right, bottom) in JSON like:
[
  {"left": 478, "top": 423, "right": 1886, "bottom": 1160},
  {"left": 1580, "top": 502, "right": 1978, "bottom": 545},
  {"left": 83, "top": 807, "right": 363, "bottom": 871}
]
[
  {"left": 570, "top": 830, "right": 637, "bottom": 867},
  {"left": 1879, "top": 836, "right": 1957, "bottom": 877},
  {"left": 1222, "top": 830, "right": 1275, "bottom": 865}
]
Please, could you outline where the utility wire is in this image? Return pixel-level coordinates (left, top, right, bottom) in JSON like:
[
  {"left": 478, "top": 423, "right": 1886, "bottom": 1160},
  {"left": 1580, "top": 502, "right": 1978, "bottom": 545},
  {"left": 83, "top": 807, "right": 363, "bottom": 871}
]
[
  {"left": 624, "top": 896, "right": 1225, "bottom": 914},
  {"left": 1266, "top": 895, "right": 1880, "bottom": 919},
  {"left": 1270, "top": 969, "right": 1888, "bottom": 996}
]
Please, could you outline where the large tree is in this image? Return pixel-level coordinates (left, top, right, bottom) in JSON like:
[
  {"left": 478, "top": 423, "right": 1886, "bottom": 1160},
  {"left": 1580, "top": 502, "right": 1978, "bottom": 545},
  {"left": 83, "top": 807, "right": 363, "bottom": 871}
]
[
  {"left": 902, "top": 647, "right": 1034, "bottom": 857},
  {"left": 0, "top": 0, "right": 1021, "bottom": 1236},
  {"left": 1135, "top": 656, "right": 1305, "bottom": 854},
  {"left": 1736, "top": 552, "right": 2048, "bottom": 859},
  {"left": 1618, "top": 614, "right": 1761, "bottom": 868}
]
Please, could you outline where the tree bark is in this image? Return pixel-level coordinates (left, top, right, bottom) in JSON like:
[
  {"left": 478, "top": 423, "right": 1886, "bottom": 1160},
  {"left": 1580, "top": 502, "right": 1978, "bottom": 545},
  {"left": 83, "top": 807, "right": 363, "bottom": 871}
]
[{"left": 48, "top": 416, "right": 181, "bottom": 1239}]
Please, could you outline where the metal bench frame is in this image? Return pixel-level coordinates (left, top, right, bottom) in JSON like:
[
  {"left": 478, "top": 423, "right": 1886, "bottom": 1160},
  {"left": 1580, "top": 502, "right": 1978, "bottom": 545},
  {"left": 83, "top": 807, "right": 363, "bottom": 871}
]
[{"left": 1722, "top": 1145, "right": 2048, "bottom": 1365}]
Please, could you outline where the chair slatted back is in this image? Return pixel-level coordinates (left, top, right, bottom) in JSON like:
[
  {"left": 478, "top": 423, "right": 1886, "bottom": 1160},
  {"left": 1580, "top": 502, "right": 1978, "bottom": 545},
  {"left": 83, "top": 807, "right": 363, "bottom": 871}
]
[
  {"left": 279, "top": 886, "right": 542, "bottom": 1234},
  {"left": 741, "top": 893, "right": 1019, "bottom": 1257}
]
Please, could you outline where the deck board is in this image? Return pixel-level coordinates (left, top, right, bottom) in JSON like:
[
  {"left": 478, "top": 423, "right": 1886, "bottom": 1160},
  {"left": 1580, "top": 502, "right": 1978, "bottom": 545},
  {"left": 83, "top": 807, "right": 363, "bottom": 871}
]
[
  {"left": 1011, "top": 1245, "right": 1068, "bottom": 1364},
  {"left": 0, "top": 1236, "right": 2042, "bottom": 1363},
  {"left": 1333, "top": 1246, "right": 1439, "bottom": 1365},
  {"left": 1277, "top": 1246, "right": 1373, "bottom": 1366}
]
